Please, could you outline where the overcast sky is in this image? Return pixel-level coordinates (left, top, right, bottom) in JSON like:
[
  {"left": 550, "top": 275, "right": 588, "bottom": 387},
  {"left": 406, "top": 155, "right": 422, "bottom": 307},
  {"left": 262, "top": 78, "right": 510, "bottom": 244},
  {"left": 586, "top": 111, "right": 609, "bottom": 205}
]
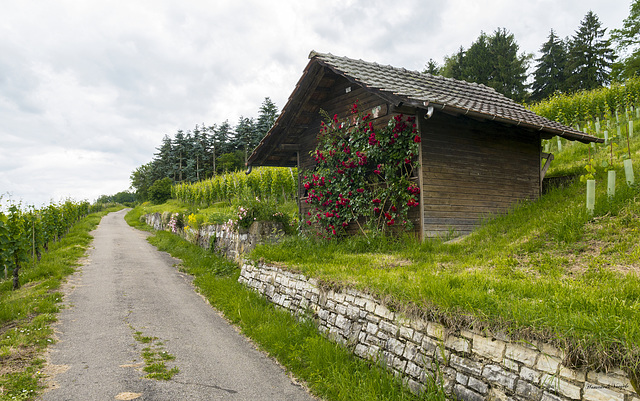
[{"left": 0, "top": 0, "right": 631, "bottom": 207}]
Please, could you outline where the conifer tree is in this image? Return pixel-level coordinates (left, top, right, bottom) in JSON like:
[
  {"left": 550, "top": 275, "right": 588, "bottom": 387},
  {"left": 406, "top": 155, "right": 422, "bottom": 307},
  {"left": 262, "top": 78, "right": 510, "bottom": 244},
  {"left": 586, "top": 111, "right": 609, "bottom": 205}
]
[
  {"left": 531, "top": 29, "right": 568, "bottom": 101},
  {"left": 235, "top": 116, "right": 256, "bottom": 164},
  {"left": 423, "top": 59, "right": 441, "bottom": 75},
  {"left": 566, "top": 11, "right": 615, "bottom": 90},
  {"left": 255, "top": 97, "right": 279, "bottom": 140}
]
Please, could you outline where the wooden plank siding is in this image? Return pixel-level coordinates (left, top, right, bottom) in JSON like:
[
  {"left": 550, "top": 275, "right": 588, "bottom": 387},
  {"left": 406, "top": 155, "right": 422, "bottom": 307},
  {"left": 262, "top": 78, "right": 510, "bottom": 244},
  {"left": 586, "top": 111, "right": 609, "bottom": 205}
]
[{"left": 420, "top": 111, "right": 540, "bottom": 237}]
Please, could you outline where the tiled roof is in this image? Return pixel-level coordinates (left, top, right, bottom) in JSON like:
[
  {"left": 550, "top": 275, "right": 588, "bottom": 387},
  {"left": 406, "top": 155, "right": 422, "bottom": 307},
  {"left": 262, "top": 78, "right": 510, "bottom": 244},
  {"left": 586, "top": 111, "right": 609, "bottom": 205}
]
[{"left": 310, "top": 51, "right": 601, "bottom": 143}]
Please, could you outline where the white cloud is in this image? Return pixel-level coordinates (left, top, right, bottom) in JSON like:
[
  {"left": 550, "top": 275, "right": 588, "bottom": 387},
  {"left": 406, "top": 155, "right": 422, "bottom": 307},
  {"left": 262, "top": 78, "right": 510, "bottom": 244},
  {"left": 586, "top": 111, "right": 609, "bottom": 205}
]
[{"left": 0, "top": 0, "right": 630, "bottom": 206}]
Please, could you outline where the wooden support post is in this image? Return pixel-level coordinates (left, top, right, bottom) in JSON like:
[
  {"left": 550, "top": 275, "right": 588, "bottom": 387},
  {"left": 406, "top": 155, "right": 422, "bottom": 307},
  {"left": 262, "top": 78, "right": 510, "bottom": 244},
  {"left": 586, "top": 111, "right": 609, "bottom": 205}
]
[{"left": 540, "top": 152, "right": 554, "bottom": 189}]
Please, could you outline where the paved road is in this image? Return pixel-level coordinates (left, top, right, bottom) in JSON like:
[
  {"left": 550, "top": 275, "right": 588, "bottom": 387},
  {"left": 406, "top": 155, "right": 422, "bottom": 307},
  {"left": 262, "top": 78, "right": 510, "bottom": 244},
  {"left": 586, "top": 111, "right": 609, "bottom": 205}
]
[{"left": 40, "top": 209, "right": 315, "bottom": 401}]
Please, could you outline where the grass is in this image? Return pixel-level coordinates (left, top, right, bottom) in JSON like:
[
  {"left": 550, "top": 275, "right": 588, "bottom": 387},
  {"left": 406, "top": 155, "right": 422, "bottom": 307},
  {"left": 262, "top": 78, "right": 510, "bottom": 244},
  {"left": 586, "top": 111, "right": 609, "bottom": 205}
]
[
  {"left": 0, "top": 206, "right": 123, "bottom": 401},
  {"left": 130, "top": 327, "right": 179, "bottom": 381},
  {"left": 142, "top": 227, "right": 446, "bottom": 400},
  {"left": 249, "top": 126, "right": 640, "bottom": 376}
]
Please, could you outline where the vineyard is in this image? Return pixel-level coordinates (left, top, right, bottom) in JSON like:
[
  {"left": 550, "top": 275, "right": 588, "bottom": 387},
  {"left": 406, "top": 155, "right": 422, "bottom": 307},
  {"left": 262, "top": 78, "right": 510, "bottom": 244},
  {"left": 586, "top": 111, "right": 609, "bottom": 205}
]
[
  {"left": 529, "top": 78, "right": 640, "bottom": 192},
  {"left": 0, "top": 200, "right": 98, "bottom": 290},
  {"left": 530, "top": 76, "right": 640, "bottom": 131},
  {"left": 172, "top": 167, "right": 297, "bottom": 207}
]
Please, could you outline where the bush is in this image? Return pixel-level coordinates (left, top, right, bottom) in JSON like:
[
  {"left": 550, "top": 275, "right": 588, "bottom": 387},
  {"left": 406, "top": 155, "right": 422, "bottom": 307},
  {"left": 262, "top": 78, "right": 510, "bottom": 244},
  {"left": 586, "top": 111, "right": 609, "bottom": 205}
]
[{"left": 148, "top": 178, "right": 173, "bottom": 204}]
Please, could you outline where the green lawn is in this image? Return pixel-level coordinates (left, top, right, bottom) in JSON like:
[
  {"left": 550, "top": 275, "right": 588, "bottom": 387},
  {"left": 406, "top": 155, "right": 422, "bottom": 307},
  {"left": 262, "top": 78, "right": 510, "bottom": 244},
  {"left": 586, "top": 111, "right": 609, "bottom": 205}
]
[{"left": 251, "top": 131, "right": 640, "bottom": 375}]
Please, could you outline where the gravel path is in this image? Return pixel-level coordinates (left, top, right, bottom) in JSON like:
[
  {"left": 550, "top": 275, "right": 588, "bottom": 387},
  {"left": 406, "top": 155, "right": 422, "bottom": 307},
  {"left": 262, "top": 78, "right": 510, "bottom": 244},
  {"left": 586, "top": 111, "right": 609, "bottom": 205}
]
[{"left": 40, "top": 209, "right": 315, "bottom": 401}]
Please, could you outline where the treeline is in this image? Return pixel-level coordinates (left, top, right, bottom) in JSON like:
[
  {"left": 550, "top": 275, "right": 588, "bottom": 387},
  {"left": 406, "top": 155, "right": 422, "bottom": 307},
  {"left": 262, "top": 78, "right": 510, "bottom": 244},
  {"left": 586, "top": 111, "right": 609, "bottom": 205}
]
[
  {"left": 129, "top": 97, "right": 279, "bottom": 202},
  {"left": 425, "top": 3, "right": 639, "bottom": 102},
  {"left": 0, "top": 200, "right": 97, "bottom": 290}
]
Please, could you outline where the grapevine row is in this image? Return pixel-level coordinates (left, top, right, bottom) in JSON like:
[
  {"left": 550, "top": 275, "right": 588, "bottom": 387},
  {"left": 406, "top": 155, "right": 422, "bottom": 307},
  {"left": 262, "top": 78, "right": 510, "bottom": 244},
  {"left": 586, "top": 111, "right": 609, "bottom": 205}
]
[
  {"left": 0, "top": 200, "right": 99, "bottom": 289},
  {"left": 529, "top": 77, "right": 640, "bottom": 127},
  {"left": 172, "top": 167, "right": 297, "bottom": 207}
]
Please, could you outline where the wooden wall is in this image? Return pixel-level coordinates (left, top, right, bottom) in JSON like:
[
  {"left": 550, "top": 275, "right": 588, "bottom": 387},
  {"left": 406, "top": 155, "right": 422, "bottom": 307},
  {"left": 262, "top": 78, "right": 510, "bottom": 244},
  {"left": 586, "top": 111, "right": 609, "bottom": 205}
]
[{"left": 419, "top": 111, "right": 541, "bottom": 237}]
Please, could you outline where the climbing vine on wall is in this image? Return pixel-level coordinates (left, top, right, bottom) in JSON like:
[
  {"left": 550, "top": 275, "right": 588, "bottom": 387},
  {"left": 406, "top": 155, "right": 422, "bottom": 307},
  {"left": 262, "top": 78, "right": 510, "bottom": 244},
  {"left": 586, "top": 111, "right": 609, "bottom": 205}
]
[{"left": 302, "top": 103, "right": 421, "bottom": 238}]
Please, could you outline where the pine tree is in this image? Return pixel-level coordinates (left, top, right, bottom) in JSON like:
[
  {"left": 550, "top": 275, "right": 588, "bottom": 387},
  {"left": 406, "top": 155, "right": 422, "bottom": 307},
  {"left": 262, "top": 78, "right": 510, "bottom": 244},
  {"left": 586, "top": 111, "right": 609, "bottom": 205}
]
[
  {"left": 255, "top": 97, "right": 279, "bottom": 141},
  {"left": 531, "top": 29, "right": 568, "bottom": 101},
  {"left": 151, "top": 135, "right": 175, "bottom": 182},
  {"left": 486, "top": 28, "right": 530, "bottom": 102},
  {"left": 235, "top": 116, "right": 256, "bottom": 164},
  {"left": 173, "top": 130, "right": 188, "bottom": 182},
  {"left": 423, "top": 59, "right": 441, "bottom": 75},
  {"left": 611, "top": 0, "right": 640, "bottom": 81},
  {"left": 567, "top": 11, "right": 615, "bottom": 91}
]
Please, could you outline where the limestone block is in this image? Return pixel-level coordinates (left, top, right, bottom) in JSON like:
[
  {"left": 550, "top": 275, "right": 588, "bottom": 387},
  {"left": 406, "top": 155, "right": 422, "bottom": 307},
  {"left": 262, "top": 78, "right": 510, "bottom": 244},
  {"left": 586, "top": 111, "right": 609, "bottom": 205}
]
[
  {"left": 406, "top": 378, "right": 424, "bottom": 395},
  {"left": 355, "top": 344, "right": 370, "bottom": 359},
  {"left": 399, "top": 325, "right": 415, "bottom": 341},
  {"left": 346, "top": 304, "right": 360, "bottom": 320},
  {"left": 515, "top": 380, "right": 543, "bottom": 400},
  {"left": 426, "top": 322, "right": 446, "bottom": 340},
  {"left": 505, "top": 343, "right": 538, "bottom": 367},
  {"left": 456, "top": 372, "right": 469, "bottom": 385},
  {"left": 335, "top": 314, "right": 351, "bottom": 332},
  {"left": 374, "top": 303, "right": 395, "bottom": 321},
  {"left": 365, "top": 322, "right": 378, "bottom": 335},
  {"left": 541, "top": 391, "right": 564, "bottom": 401},
  {"left": 379, "top": 320, "right": 399, "bottom": 336},
  {"left": 472, "top": 334, "right": 506, "bottom": 362},
  {"left": 363, "top": 299, "right": 377, "bottom": 313},
  {"left": 405, "top": 361, "right": 423, "bottom": 380},
  {"left": 453, "top": 384, "right": 484, "bottom": 401},
  {"left": 449, "top": 354, "right": 483, "bottom": 377},
  {"left": 536, "top": 353, "right": 561, "bottom": 375},
  {"left": 482, "top": 364, "right": 518, "bottom": 391},
  {"left": 520, "top": 366, "right": 541, "bottom": 384},
  {"left": 402, "top": 343, "right": 421, "bottom": 362},
  {"left": 540, "top": 374, "right": 581, "bottom": 400},
  {"left": 587, "top": 370, "right": 632, "bottom": 391},
  {"left": 583, "top": 383, "right": 625, "bottom": 401},
  {"left": 445, "top": 335, "right": 471, "bottom": 353},
  {"left": 410, "top": 318, "right": 428, "bottom": 332},
  {"left": 503, "top": 358, "right": 519, "bottom": 372},
  {"left": 558, "top": 366, "right": 585, "bottom": 382},
  {"left": 421, "top": 335, "right": 438, "bottom": 357},
  {"left": 386, "top": 337, "right": 406, "bottom": 357},
  {"left": 468, "top": 376, "right": 489, "bottom": 394}
]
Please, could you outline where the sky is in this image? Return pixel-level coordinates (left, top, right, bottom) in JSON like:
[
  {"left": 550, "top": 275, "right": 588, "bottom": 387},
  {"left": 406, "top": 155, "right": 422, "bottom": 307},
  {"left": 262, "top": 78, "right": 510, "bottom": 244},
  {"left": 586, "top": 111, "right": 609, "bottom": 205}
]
[{"left": 0, "top": 0, "right": 632, "bottom": 207}]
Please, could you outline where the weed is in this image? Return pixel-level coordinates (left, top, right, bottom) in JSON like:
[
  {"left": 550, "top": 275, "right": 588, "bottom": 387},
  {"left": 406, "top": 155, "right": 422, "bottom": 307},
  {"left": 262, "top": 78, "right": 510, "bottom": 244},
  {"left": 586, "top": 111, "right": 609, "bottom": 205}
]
[{"left": 129, "top": 326, "right": 178, "bottom": 381}]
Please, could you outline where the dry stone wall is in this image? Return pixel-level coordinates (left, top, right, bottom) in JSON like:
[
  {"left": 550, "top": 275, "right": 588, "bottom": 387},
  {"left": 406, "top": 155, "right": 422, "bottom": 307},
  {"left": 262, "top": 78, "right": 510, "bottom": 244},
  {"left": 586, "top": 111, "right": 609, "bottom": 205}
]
[
  {"left": 143, "top": 212, "right": 283, "bottom": 261},
  {"left": 239, "top": 261, "right": 639, "bottom": 401}
]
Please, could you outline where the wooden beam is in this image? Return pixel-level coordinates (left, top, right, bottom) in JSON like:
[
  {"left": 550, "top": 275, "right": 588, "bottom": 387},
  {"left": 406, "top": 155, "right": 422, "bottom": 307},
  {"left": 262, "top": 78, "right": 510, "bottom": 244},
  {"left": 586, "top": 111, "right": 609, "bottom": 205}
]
[
  {"left": 540, "top": 152, "right": 554, "bottom": 188},
  {"left": 279, "top": 144, "right": 300, "bottom": 151}
]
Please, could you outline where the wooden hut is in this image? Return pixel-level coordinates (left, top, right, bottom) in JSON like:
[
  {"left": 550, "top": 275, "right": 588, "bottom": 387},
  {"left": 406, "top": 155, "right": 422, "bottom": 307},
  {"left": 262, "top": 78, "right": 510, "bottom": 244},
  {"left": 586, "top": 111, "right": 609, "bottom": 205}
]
[{"left": 247, "top": 51, "right": 602, "bottom": 238}]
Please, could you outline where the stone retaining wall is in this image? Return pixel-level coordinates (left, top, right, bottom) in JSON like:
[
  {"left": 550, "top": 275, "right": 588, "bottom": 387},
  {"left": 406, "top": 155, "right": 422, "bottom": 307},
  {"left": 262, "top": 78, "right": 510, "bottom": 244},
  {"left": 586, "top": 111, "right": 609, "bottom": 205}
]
[
  {"left": 239, "top": 261, "right": 639, "bottom": 401},
  {"left": 143, "top": 212, "right": 283, "bottom": 261}
]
